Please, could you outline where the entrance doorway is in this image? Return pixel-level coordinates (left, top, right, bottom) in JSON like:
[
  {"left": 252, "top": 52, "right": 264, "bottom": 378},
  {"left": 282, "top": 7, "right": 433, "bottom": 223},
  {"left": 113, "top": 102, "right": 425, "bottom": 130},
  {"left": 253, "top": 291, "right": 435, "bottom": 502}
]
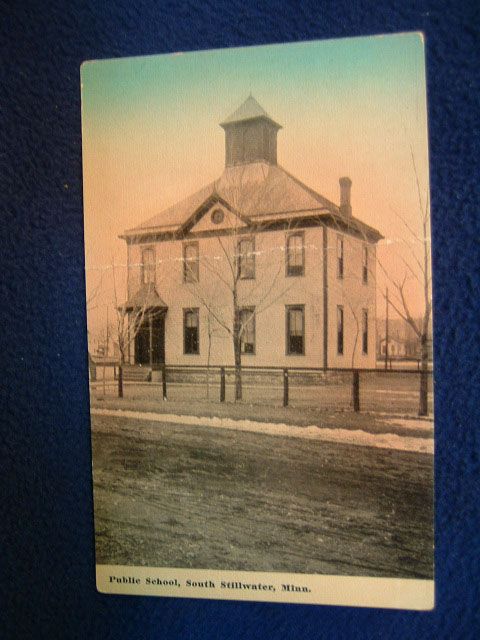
[{"left": 134, "top": 313, "right": 165, "bottom": 365}]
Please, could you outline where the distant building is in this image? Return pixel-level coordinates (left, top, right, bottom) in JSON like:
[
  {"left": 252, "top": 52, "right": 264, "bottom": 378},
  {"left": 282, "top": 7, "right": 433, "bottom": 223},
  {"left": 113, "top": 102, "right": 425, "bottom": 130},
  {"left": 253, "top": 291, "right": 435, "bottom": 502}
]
[
  {"left": 378, "top": 336, "right": 408, "bottom": 358},
  {"left": 120, "top": 96, "right": 383, "bottom": 369},
  {"left": 376, "top": 317, "right": 433, "bottom": 360}
]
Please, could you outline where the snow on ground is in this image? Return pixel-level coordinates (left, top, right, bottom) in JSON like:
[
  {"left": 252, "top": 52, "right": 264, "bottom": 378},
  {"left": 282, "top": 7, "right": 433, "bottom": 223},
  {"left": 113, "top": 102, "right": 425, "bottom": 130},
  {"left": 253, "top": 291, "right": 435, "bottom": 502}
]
[
  {"left": 91, "top": 408, "right": 433, "bottom": 454},
  {"left": 388, "top": 418, "right": 434, "bottom": 431}
]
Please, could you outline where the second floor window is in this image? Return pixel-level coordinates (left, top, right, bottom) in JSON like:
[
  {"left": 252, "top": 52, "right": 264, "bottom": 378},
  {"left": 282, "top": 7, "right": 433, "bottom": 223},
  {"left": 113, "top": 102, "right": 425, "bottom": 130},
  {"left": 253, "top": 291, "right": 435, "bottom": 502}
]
[
  {"left": 141, "top": 248, "right": 155, "bottom": 285},
  {"left": 337, "top": 236, "right": 344, "bottom": 279},
  {"left": 237, "top": 238, "right": 255, "bottom": 279},
  {"left": 286, "top": 232, "right": 304, "bottom": 276},
  {"left": 286, "top": 305, "right": 305, "bottom": 355},
  {"left": 183, "top": 242, "right": 199, "bottom": 283},
  {"left": 362, "top": 245, "right": 369, "bottom": 284},
  {"left": 362, "top": 309, "right": 368, "bottom": 354},
  {"left": 337, "top": 305, "right": 344, "bottom": 355},
  {"left": 239, "top": 307, "right": 255, "bottom": 354},
  {"left": 184, "top": 308, "right": 199, "bottom": 354}
]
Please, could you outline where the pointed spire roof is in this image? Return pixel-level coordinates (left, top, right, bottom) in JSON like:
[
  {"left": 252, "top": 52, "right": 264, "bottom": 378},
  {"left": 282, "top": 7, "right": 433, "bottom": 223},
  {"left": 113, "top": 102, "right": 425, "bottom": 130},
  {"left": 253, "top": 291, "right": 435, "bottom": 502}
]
[{"left": 220, "top": 95, "right": 282, "bottom": 129}]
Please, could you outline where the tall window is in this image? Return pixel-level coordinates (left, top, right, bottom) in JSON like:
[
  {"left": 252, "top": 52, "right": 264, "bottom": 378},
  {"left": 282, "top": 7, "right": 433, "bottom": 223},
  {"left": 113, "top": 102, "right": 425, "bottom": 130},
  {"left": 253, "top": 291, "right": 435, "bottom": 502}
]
[
  {"left": 286, "top": 305, "right": 305, "bottom": 355},
  {"left": 237, "top": 237, "right": 255, "bottom": 279},
  {"left": 362, "top": 309, "right": 368, "bottom": 354},
  {"left": 183, "top": 242, "right": 199, "bottom": 283},
  {"left": 337, "top": 305, "right": 344, "bottom": 355},
  {"left": 184, "top": 308, "right": 199, "bottom": 354},
  {"left": 337, "top": 236, "right": 344, "bottom": 279},
  {"left": 286, "top": 232, "right": 304, "bottom": 276},
  {"left": 141, "top": 248, "right": 155, "bottom": 285},
  {"left": 239, "top": 307, "right": 255, "bottom": 354},
  {"left": 362, "top": 245, "right": 368, "bottom": 284}
]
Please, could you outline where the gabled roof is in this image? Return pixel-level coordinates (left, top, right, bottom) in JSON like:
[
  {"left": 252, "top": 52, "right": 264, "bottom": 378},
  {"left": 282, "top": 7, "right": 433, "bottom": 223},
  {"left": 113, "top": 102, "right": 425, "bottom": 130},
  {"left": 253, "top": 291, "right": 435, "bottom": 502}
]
[
  {"left": 132, "top": 182, "right": 217, "bottom": 233},
  {"left": 121, "top": 97, "right": 382, "bottom": 243},
  {"left": 216, "top": 163, "right": 337, "bottom": 217},
  {"left": 124, "top": 162, "right": 339, "bottom": 235},
  {"left": 122, "top": 163, "right": 383, "bottom": 243},
  {"left": 220, "top": 95, "right": 282, "bottom": 129}
]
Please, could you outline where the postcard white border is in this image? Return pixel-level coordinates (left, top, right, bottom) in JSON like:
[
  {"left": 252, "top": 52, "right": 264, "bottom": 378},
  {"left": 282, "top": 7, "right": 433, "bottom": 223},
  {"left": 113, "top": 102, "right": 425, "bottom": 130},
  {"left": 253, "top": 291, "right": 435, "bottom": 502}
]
[{"left": 97, "top": 564, "right": 434, "bottom": 610}]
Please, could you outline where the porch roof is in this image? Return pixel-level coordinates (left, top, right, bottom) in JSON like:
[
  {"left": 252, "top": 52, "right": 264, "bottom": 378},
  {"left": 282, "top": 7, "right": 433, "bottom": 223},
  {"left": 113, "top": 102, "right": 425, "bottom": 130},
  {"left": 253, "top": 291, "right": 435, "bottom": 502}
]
[{"left": 123, "top": 284, "right": 168, "bottom": 312}]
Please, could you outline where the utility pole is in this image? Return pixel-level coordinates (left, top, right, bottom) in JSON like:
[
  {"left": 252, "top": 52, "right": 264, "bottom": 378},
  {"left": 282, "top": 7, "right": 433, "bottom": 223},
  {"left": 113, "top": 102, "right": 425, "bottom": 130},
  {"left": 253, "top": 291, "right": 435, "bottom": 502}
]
[
  {"left": 105, "top": 306, "right": 109, "bottom": 356},
  {"left": 385, "top": 287, "right": 389, "bottom": 370},
  {"left": 103, "top": 305, "right": 109, "bottom": 396}
]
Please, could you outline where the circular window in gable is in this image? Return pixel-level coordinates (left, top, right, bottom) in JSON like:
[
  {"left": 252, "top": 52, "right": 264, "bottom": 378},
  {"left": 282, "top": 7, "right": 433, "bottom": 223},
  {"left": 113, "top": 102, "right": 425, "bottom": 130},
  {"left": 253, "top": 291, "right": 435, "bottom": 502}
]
[{"left": 211, "top": 209, "right": 225, "bottom": 224}]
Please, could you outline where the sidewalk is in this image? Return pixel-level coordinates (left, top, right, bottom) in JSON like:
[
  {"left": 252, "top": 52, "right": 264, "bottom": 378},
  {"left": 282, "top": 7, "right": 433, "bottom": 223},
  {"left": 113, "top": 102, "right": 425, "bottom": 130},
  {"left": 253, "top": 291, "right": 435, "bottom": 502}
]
[{"left": 90, "top": 392, "right": 433, "bottom": 440}]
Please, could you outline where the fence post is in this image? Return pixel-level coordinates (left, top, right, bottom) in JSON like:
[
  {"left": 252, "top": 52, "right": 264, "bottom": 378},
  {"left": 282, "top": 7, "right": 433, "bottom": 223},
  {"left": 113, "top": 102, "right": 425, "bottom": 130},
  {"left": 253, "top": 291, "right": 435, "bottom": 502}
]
[
  {"left": 352, "top": 369, "right": 360, "bottom": 412},
  {"left": 162, "top": 364, "right": 167, "bottom": 400},
  {"left": 220, "top": 366, "right": 226, "bottom": 402},
  {"left": 283, "top": 368, "right": 289, "bottom": 407}
]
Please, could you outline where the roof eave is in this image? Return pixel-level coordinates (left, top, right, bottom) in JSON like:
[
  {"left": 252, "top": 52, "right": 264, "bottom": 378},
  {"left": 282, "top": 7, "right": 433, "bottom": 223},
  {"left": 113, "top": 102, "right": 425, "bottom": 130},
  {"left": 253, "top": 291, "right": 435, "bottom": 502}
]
[{"left": 220, "top": 115, "right": 282, "bottom": 130}]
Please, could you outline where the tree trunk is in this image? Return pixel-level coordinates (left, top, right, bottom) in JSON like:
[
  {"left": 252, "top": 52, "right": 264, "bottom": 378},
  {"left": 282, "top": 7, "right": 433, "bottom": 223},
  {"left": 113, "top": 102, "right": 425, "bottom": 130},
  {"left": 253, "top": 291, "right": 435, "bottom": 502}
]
[
  {"left": 418, "top": 334, "right": 429, "bottom": 416},
  {"left": 233, "top": 336, "right": 242, "bottom": 401},
  {"left": 352, "top": 370, "right": 360, "bottom": 412},
  {"left": 118, "top": 362, "right": 123, "bottom": 398},
  {"left": 232, "top": 294, "right": 242, "bottom": 401},
  {"left": 206, "top": 315, "right": 212, "bottom": 400}
]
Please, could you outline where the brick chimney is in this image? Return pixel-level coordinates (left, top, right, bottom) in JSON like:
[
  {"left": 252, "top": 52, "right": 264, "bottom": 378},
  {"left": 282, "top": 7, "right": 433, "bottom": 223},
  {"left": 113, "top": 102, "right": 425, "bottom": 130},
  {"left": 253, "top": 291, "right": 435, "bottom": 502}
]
[{"left": 339, "top": 177, "right": 352, "bottom": 217}]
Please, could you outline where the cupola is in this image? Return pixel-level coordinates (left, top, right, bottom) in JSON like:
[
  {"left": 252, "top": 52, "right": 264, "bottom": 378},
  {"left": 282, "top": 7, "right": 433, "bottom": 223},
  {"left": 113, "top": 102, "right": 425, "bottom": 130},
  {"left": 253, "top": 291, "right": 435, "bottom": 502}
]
[{"left": 220, "top": 95, "right": 282, "bottom": 167}]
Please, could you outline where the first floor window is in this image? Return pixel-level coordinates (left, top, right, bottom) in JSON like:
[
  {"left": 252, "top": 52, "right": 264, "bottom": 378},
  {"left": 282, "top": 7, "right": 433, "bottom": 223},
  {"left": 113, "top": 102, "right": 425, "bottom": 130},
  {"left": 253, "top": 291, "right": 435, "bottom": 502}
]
[
  {"left": 362, "top": 309, "right": 368, "bottom": 354},
  {"left": 239, "top": 307, "right": 255, "bottom": 354},
  {"left": 286, "top": 305, "right": 305, "bottom": 355},
  {"left": 184, "top": 308, "right": 199, "bottom": 354},
  {"left": 183, "top": 242, "right": 199, "bottom": 282},
  {"left": 286, "top": 232, "right": 304, "bottom": 276},
  {"left": 141, "top": 247, "right": 155, "bottom": 284},
  {"left": 337, "top": 305, "right": 344, "bottom": 355}
]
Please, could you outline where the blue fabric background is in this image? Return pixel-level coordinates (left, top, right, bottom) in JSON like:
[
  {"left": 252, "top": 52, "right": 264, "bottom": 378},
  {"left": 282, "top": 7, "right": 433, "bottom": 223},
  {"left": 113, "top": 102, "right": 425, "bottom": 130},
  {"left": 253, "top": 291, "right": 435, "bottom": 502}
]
[{"left": 1, "top": 0, "right": 479, "bottom": 638}]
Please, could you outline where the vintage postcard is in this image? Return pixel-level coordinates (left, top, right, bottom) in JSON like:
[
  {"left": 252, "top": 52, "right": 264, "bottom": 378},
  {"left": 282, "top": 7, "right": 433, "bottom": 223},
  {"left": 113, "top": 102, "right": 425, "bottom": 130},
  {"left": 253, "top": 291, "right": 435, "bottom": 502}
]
[{"left": 81, "top": 33, "right": 434, "bottom": 609}]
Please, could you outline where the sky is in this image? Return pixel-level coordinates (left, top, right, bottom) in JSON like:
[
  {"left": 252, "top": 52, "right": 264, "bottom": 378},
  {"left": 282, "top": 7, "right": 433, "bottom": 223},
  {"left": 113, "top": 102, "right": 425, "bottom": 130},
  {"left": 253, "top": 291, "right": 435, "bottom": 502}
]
[{"left": 81, "top": 33, "right": 430, "bottom": 337}]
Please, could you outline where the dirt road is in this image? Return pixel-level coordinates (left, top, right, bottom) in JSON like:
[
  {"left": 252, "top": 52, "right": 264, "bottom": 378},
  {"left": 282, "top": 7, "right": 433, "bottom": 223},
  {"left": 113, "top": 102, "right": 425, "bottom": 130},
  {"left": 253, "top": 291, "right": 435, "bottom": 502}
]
[{"left": 92, "top": 414, "right": 433, "bottom": 579}]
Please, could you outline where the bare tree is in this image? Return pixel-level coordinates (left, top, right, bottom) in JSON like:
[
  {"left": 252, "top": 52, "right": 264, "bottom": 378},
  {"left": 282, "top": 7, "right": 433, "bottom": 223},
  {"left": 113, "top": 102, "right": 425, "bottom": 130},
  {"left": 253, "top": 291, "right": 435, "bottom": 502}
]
[
  {"left": 111, "top": 258, "right": 154, "bottom": 398},
  {"left": 378, "top": 152, "right": 432, "bottom": 416},
  {"left": 183, "top": 224, "right": 293, "bottom": 401},
  {"left": 181, "top": 167, "right": 295, "bottom": 401},
  {"left": 86, "top": 270, "right": 103, "bottom": 313},
  {"left": 86, "top": 271, "right": 105, "bottom": 383},
  {"left": 205, "top": 309, "right": 224, "bottom": 399},
  {"left": 346, "top": 299, "right": 361, "bottom": 370}
]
